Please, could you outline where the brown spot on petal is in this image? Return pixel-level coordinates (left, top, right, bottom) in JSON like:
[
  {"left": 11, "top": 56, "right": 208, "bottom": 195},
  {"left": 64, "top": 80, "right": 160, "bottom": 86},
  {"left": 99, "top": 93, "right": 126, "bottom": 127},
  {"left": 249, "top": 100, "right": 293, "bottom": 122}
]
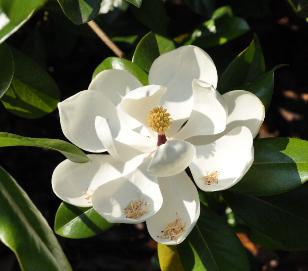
[{"left": 203, "top": 171, "right": 219, "bottom": 185}]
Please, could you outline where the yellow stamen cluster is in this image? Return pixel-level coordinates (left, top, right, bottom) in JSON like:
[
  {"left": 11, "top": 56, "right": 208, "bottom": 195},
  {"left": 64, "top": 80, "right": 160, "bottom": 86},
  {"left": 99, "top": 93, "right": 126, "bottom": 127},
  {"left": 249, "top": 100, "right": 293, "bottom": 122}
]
[
  {"left": 123, "top": 199, "right": 148, "bottom": 219},
  {"left": 159, "top": 216, "right": 186, "bottom": 241},
  {"left": 203, "top": 171, "right": 219, "bottom": 185},
  {"left": 147, "top": 106, "right": 171, "bottom": 134}
]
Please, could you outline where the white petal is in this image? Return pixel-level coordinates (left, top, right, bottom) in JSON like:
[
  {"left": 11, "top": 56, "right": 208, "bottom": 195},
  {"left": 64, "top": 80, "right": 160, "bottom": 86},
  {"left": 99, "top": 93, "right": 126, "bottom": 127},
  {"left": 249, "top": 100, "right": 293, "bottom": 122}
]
[
  {"left": 186, "top": 134, "right": 221, "bottom": 146},
  {"left": 58, "top": 90, "right": 119, "bottom": 152},
  {"left": 92, "top": 164, "right": 163, "bottom": 224},
  {"left": 149, "top": 45, "right": 218, "bottom": 135},
  {"left": 223, "top": 90, "right": 265, "bottom": 138},
  {"left": 95, "top": 116, "right": 156, "bottom": 161},
  {"left": 146, "top": 172, "right": 200, "bottom": 245},
  {"left": 175, "top": 79, "right": 227, "bottom": 140},
  {"left": 119, "top": 85, "right": 166, "bottom": 126},
  {"left": 51, "top": 154, "right": 144, "bottom": 207},
  {"left": 89, "top": 69, "right": 142, "bottom": 105},
  {"left": 148, "top": 140, "right": 195, "bottom": 177},
  {"left": 190, "top": 126, "right": 254, "bottom": 192}
]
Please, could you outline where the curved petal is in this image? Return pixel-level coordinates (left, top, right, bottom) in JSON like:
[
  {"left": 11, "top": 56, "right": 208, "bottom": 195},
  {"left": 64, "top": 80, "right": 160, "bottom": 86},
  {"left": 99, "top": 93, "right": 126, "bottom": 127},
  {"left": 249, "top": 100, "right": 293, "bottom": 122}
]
[
  {"left": 175, "top": 79, "right": 227, "bottom": 140},
  {"left": 119, "top": 85, "right": 166, "bottom": 126},
  {"left": 88, "top": 69, "right": 142, "bottom": 105},
  {"left": 92, "top": 164, "right": 163, "bottom": 224},
  {"left": 146, "top": 172, "right": 200, "bottom": 245},
  {"left": 52, "top": 154, "right": 145, "bottom": 207},
  {"left": 149, "top": 45, "right": 218, "bottom": 135},
  {"left": 189, "top": 126, "right": 254, "bottom": 192},
  {"left": 95, "top": 116, "right": 156, "bottom": 161},
  {"left": 223, "top": 90, "right": 265, "bottom": 138},
  {"left": 147, "top": 140, "right": 195, "bottom": 177},
  {"left": 186, "top": 134, "right": 221, "bottom": 146},
  {"left": 58, "top": 90, "right": 119, "bottom": 152}
]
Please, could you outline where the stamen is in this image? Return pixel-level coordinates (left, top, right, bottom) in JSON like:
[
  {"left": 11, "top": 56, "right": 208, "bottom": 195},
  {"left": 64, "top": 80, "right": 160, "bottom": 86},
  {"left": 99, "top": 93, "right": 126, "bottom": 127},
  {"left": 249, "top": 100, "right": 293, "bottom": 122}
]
[
  {"left": 159, "top": 214, "right": 186, "bottom": 241},
  {"left": 124, "top": 199, "right": 148, "bottom": 219},
  {"left": 147, "top": 106, "right": 171, "bottom": 134},
  {"left": 203, "top": 171, "right": 219, "bottom": 185}
]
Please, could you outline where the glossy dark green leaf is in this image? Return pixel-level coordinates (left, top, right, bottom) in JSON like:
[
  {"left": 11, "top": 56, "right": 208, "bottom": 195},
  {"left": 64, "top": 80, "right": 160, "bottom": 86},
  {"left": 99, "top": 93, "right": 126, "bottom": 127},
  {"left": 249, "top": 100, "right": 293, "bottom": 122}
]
[
  {"left": 177, "top": 206, "right": 249, "bottom": 271},
  {"left": 125, "top": 0, "right": 142, "bottom": 8},
  {"left": 57, "top": 0, "right": 101, "bottom": 24},
  {"left": 93, "top": 56, "right": 148, "bottom": 85},
  {"left": 155, "top": 35, "right": 176, "bottom": 54},
  {"left": 249, "top": 228, "right": 287, "bottom": 250},
  {"left": 54, "top": 202, "right": 112, "bottom": 239},
  {"left": 132, "top": 32, "right": 175, "bottom": 72},
  {"left": 0, "top": 0, "right": 46, "bottom": 43},
  {"left": 219, "top": 36, "right": 265, "bottom": 93},
  {"left": 233, "top": 137, "right": 308, "bottom": 196},
  {"left": 184, "top": 0, "right": 215, "bottom": 17},
  {"left": 112, "top": 35, "right": 139, "bottom": 45},
  {"left": 193, "top": 17, "right": 249, "bottom": 48},
  {"left": 0, "top": 132, "right": 89, "bottom": 163},
  {"left": 131, "top": 0, "right": 169, "bottom": 35},
  {"left": 0, "top": 167, "right": 72, "bottom": 271},
  {"left": 242, "top": 68, "right": 275, "bottom": 109},
  {"left": 190, "top": 6, "right": 249, "bottom": 48},
  {"left": 1, "top": 48, "right": 60, "bottom": 119},
  {"left": 224, "top": 187, "right": 308, "bottom": 250},
  {"left": 0, "top": 43, "right": 14, "bottom": 98}
]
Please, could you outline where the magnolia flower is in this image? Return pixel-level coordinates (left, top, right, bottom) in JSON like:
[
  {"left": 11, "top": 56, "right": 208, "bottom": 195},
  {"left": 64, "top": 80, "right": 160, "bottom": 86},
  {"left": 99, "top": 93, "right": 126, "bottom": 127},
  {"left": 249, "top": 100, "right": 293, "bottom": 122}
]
[
  {"left": 99, "top": 0, "right": 128, "bottom": 14},
  {"left": 52, "top": 46, "right": 265, "bottom": 245}
]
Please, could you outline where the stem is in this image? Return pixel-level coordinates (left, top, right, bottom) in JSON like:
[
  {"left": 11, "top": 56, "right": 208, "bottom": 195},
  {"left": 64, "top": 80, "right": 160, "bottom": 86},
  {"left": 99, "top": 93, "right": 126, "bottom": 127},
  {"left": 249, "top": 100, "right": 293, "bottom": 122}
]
[
  {"left": 87, "top": 20, "right": 124, "bottom": 58},
  {"left": 157, "top": 134, "right": 167, "bottom": 146}
]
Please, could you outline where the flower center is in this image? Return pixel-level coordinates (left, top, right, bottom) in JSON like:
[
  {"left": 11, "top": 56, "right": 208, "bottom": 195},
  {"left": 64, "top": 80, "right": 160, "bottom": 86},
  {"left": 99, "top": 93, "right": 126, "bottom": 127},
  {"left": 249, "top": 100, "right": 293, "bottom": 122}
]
[
  {"left": 123, "top": 199, "right": 148, "bottom": 219},
  {"left": 159, "top": 215, "right": 186, "bottom": 241},
  {"left": 147, "top": 106, "right": 171, "bottom": 135}
]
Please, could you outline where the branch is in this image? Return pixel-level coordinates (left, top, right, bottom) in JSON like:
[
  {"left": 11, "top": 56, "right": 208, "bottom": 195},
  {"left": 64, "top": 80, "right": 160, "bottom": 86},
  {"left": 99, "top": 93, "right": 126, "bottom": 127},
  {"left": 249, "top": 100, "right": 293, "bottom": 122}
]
[{"left": 87, "top": 20, "right": 124, "bottom": 58}]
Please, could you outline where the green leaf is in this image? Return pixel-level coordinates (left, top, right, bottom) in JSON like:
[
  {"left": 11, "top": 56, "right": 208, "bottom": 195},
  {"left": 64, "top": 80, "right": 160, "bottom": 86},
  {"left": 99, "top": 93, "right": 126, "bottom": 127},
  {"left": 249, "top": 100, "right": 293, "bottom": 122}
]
[
  {"left": 54, "top": 202, "right": 112, "bottom": 239},
  {"left": 125, "top": 0, "right": 142, "bottom": 8},
  {"left": 242, "top": 68, "right": 275, "bottom": 109},
  {"left": 112, "top": 35, "right": 139, "bottom": 45},
  {"left": 93, "top": 56, "right": 148, "bottom": 85},
  {"left": 249, "top": 228, "right": 287, "bottom": 250},
  {"left": 184, "top": 0, "right": 215, "bottom": 17},
  {"left": 177, "top": 206, "right": 249, "bottom": 271},
  {"left": 155, "top": 35, "right": 176, "bottom": 55},
  {"left": 219, "top": 35, "right": 265, "bottom": 93},
  {"left": 131, "top": 0, "right": 169, "bottom": 35},
  {"left": 224, "top": 187, "right": 308, "bottom": 251},
  {"left": 0, "top": 167, "right": 72, "bottom": 271},
  {"left": 0, "top": 0, "right": 46, "bottom": 43},
  {"left": 233, "top": 137, "right": 308, "bottom": 196},
  {"left": 1, "top": 48, "right": 60, "bottom": 119},
  {"left": 211, "top": 5, "right": 233, "bottom": 19},
  {"left": 191, "top": 6, "right": 250, "bottom": 48},
  {"left": 288, "top": 0, "right": 308, "bottom": 18},
  {"left": 132, "top": 32, "right": 175, "bottom": 72},
  {"left": 57, "top": 0, "right": 101, "bottom": 24},
  {"left": 0, "top": 132, "right": 89, "bottom": 163},
  {"left": 0, "top": 43, "right": 14, "bottom": 98},
  {"left": 158, "top": 244, "right": 185, "bottom": 271}
]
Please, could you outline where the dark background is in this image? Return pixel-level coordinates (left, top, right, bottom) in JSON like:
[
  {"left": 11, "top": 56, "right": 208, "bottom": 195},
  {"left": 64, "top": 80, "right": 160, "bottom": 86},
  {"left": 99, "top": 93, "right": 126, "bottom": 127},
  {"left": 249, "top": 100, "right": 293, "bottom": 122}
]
[{"left": 0, "top": 0, "right": 308, "bottom": 270}]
